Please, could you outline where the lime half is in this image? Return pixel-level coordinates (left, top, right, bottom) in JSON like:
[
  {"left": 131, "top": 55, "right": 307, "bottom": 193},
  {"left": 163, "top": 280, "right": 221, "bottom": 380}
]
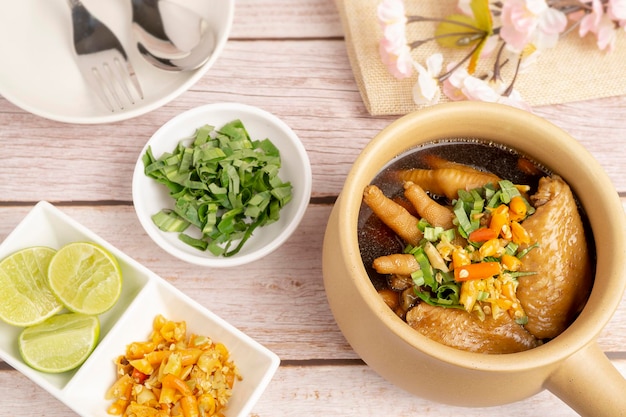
[
  {"left": 19, "top": 313, "right": 100, "bottom": 373},
  {"left": 0, "top": 247, "right": 63, "bottom": 326},
  {"left": 47, "top": 242, "right": 122, "bottom": 315}
]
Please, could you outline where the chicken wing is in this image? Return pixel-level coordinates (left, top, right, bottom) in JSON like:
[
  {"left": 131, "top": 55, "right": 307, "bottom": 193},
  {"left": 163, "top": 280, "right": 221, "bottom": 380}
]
[
  {"left": 406, "top": 302, "right": 538, "bottom": 354},
  {"left": 517, "top": 176, "right": 593, "bottom": 340}
]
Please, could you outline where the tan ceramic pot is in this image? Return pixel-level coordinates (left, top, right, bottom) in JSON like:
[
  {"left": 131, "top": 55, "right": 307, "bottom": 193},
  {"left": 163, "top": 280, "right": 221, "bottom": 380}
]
[{"left": 322, "top": 102, "right": 626, "bottom": 416}]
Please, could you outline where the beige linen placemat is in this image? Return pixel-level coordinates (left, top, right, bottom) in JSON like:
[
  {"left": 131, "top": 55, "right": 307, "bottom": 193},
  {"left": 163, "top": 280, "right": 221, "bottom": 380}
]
[{"left": 336, "top": 0, "right": 626, "bottom": 115}]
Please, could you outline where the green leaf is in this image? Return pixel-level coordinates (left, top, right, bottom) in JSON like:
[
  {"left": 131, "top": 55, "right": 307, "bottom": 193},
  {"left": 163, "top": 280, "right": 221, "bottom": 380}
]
[
  {"left": 435, "top": 14, "right": 483, "bottom": 49},
  {"left": 471, "top": 0, "right": 493, "bottom": 33},
  {"left": 436, "top": 0, "right": 494, "bottom": 73}
]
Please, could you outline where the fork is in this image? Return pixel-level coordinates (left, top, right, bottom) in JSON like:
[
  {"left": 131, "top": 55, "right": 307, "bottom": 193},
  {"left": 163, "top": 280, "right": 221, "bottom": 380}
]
[{"left": 67, "top": 0, "right": 143, "bottom": 112}]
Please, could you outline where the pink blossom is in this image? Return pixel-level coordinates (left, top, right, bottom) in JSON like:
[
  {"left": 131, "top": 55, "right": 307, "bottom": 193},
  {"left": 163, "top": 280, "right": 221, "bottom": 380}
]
[
  {"left": 442, "top": 63, "right": 497, "bottom": 102},
  {"left": 608, "top": 0, "right": 626, "bottom": 21},
  {"left": 412, "top": 54, "right": 443, "bottom": 105},
  {"left": 497, "top": 90, "right": 533, "bottom": 112},
  {"left": 460, "top": 76, "right": 502, "bottom": 102},
  {"left": 379, "top": 22, "right": 413, "bottom": 78},
  {"left": 481, "top": 35, "right": 500, "bottom": 58},
  {"left": 379, "top": 41, "right": 414, "bottom": 79},
  {"left": 442, "top": 64, "right": 531, "bottom": 111},
  {"left": 442, "top": 64, "right": 470, "bottom": 101},
  {"left": 377, "top": 0, "right": 414, "bottom": 78},
  {"left": 579, "top": 0, "right": 617, "bottom": 51},
  {"left": 535, "top": 6, "right": 568, "bottom": 49},
  {"left": 500, "top": 0, "right": 567, "bottom": 53},
  {"left": 377, "top": 0, "right": 406, "bottom": 27},
  {"left": 442, "top": 63, "right": 491, "bottom": 102}
]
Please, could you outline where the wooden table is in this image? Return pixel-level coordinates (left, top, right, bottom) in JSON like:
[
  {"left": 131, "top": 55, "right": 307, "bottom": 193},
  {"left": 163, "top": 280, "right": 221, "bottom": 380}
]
[{"left": 1, "top": 1, "right": 625, "bottom": 416}]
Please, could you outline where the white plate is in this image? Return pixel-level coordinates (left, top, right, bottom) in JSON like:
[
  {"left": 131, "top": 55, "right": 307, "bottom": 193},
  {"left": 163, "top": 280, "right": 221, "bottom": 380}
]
[
  {"left": 0, "top": 201, "right": 280, "bottom": 417},
  {"left": 132, "top": 103, "right": 313, "bottom": 267},
  {"left": 0, "top": 0, "right": 234, "bottom": 124}
]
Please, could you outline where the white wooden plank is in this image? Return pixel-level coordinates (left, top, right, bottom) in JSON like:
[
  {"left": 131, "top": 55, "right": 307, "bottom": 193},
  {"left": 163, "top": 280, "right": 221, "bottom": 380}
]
[
  {"left": 2, "top": 40, "right": 626, "bottom": 203},
  {"left": 1, "top": 359, "right": 624, "bottom": 416},
  {"left": 230, "top": 0, "right": 343, "bottom": 39}
]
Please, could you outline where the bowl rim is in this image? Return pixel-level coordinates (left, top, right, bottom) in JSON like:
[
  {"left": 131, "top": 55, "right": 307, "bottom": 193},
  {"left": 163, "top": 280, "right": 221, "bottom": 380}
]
[
  {"left": 132, "top": 102, "right": 312, "bottom": 267},
  {"left": 336, "top": 101, "right": 626, "bottom": 371}
]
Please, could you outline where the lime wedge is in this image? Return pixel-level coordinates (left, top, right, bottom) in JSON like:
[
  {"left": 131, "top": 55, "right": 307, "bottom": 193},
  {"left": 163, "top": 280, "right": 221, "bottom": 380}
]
[
  {"left": 0, "top": 247, "right": 63, "bottom": 327},
  {"left": 19, "top": 313, "right": 100, "bottom": 373},
  {"left": 47, "top": 242, "right": 122, "bottom": 315}
]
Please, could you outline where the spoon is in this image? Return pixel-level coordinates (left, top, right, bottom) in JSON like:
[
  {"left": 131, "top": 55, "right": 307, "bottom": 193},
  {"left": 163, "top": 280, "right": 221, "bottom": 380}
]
[{"left": 132, "top": 0, "right": 216, "bottom": 71}]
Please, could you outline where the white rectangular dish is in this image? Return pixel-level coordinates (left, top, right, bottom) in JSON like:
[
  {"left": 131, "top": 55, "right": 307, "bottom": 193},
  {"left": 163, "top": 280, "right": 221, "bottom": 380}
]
[{"left": 0, "top": 201, "right": 280, "bottom": 416}]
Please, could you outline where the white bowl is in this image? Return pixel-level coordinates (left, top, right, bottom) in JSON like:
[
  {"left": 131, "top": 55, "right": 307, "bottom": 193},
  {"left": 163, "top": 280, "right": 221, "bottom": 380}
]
[
  {"left": 0, "top": 201, "right": 280, "bottom": 417},
  {"left": 132, "top": 103, "right": 312, "bottom": 267},
  {"left": 0, "top": 0, "right": 235, "bottom": 124}
]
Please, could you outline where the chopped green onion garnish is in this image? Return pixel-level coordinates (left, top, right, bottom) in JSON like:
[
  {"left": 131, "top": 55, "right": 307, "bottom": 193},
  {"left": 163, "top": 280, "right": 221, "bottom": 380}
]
[
  {"left": 151, "top": 210, "right": 190, "bottom": 233},
  {"left": 413, "top": 247, "right": 434, "bottom": 287},
  {"left": 414, "top": 289, "right": 463, "bottom": 309},
  {"left": 498, "top": 180, "right": 520, "bottom": 203},
  {"left": 417, "top": 218, "right": 431, "bottom": 232},
  {"left": 453, "top": 199, "right": 473, "bottom": 238},
  {"left": 411, "top": 270, "right": 425, "bottom": 287},
  {"left": 507, "top": 271, "right": 538, "bottom": 278},
  {"left": 504, "top": 242, "right": 519, "bottom": 256},
  {"left": 424, "top": 226, "right": 445, "bottom": 242},
  {"left": 517, "top": 242, "right": 539, "bottom": 259},
  {"left": 436, "top": 283, "right": 460, "bottom": 305},
  {"left": 143, "top": 119, "right": 293, "bottom": 257}
]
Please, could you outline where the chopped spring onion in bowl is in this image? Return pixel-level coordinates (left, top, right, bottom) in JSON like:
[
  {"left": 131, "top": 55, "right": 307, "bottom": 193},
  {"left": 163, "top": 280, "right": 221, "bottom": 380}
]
[
  {"left": 132, "top": 103, "right": 312, "bottom": 267},
  {"left": 143, "top": 120, "right": 293, "bottom": 257}
]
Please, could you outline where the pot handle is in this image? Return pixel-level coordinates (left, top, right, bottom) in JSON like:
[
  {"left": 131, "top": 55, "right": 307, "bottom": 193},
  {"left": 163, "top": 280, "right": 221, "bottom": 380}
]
[{"left": 545, "top": 342, "right": 626, "bottom": 417}]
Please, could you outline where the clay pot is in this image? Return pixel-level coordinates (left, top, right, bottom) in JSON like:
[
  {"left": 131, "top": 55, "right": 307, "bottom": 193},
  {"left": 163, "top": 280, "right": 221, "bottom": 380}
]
[{"left": 323, "top": 102, "right": 626, "bottom": 416}]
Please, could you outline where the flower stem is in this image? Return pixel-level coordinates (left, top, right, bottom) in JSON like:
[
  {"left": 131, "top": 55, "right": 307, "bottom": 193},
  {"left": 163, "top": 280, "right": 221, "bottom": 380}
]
[
  {"left": 437, "top": 40, "right": 484, "bottom": 82},
  {"left": 502, "top": 54, "right": 523, "bottom": 97},
  {"left": 406, "top": 15, "right": 483, "bottom": 33},
  {"left": 492, "top": 42, "right": 507, "bottom": 82},
  {"left": 409, "top": 31, "right": 487, "bottom": 49},
  {"left": 547, "top": 0, "right": 592, "bottom": 11}
]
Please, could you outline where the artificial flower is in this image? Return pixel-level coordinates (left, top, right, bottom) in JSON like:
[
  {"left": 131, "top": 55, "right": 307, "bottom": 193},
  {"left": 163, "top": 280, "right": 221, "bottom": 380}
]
[
  {"left": 580, "top": 0, "right": 618, "bottom": 51},
  {"left": 608, "top": 0, "right": 626, "bottom": 21},
  {"left": 500, "top": 0, "right": 567, "bottom": 53},
  {"left": 441, "top": 64, "right": 473, "bottom": 101},
  {"left": 435, "top": 0, "right": 493, "bottom": 73},
  {"left": 497, "top": 89, "right": 533, "bottom": 112},
  {"left": 413, "top": 54, "right": 443, "bottom": 104},
  {"left": 441, "top": 62, "right": 531, "bottom": 111},
  {"left": 377, "top": 0, "right": 407, "bottom": 27},
  {"left": 377, "top": 0, "right": 623, "bottom": 111},
  {"left": 379, "top": 44, "right": 414, "bottom": 79},
  {"left": 377, "top": 0, "right": 415, "bottom": 78}
]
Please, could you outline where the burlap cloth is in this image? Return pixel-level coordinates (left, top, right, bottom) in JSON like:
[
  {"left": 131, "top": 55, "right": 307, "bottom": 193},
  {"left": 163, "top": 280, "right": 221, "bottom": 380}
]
[{"left": 336, "top": 0, "right": 626, "bottom": 115}]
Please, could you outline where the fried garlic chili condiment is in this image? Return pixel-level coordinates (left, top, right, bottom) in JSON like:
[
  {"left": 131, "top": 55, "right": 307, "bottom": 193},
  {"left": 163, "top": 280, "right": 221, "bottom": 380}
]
[{"left": 106, "top": 315, "right": 241, "bottom": 417}]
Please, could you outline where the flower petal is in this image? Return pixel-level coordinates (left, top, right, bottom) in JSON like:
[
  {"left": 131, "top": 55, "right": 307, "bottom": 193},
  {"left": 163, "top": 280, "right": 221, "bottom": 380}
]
[
  {"left": 377, "top": 0, "right": 406, "bottom": 26},
  {"left": 412, "top": 61, "right": 441, "bottom": 105},
  {"left": 425, "top": 53, "right": 443, "bottom": 76}
]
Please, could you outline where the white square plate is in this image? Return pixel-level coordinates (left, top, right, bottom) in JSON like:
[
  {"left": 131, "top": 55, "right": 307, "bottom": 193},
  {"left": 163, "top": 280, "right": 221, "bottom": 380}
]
[{"left": 0, "top": 201, "right": 279, "bottom": 416}]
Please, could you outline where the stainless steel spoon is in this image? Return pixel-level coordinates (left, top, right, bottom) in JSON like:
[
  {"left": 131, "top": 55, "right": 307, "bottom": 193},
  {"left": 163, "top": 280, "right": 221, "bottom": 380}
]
[{"left": 132, "top": 0, "right": 216, "bottom": 71}]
